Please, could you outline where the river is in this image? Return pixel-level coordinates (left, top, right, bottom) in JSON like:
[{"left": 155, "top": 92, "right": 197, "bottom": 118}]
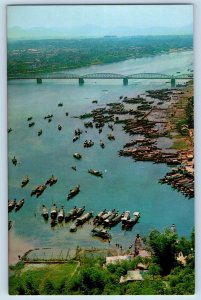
[{"left": 8, "top": 50, "right": 194, "bottom": 262}]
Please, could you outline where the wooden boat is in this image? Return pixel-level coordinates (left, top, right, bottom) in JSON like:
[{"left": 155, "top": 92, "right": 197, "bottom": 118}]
[
  {"left": 73, "top": 153, "right": 82, "bottom": 159},
  {"left": 45, "top": 175, "right": 57, "bottom": 186},
  {"left": 50, "top": 204, "right": 57, "bottom": 219},
  {"left": 28, "top": 122, "right": 35, "bottom": 127},
  {"left": 65, "top": 206, "right": 78, "bottom": 222},
  {"left": 8, "top": 128, "right": 12, "bottom": 133},
  {"left": 73, "top": 136, "right": 79, "bottom": 142},
  {"left": 100, "top": 141, "right": 105, "bottom": 148},
  {"left": 58, "top": 125, "right": 62, "bottom": 131},
  {"left": 44, "top": 114, "right": 53, "bottom": 119},
  {"left": 12, "top": 156, "right": 17, "bottom": 166},
  {"left": 107, "top": 133, "right": 115, "bottom": 140},
  {"left": 8, "top": 199, "right": 16, "bottom": 212},
  {"left": 69, "top": 223, "right": 77, "bottom": 232},
  {"left": 42, "top": 205, "right": 48, "bottom": 220},
  {"left": 8, "top": 221, "right": 12, "bottom": 230},
  {"left": 72, "top": 206, "right": 85, "bottom": 219},
  {"left": 76, "top": 211, "right": 93, "bottom": 225},
  {"left": 122, "top": 212, "right": 140, "bottom": 229},
  {"left": 88, "top": 169, "right": 103, "bottom": 177},
  {"left": 84, "top": 140, "right": 94, "bottom": 148},
  {"left": 58, "top": 102, "right": 63, "bottom": 107},
  {"left": 31, "top": 185, "right": 46, "bottom": 197},
  {"left": 121, "top": 211, "right": 130, "bottom": 224},
  {"left": 21, "top": 176, "right": 29, "bottom": 188},
  {"left": 103, "top": 211, "right": 118, "bottom": 226},
  {"left": 67, "top": 185, "right": 80, "bottom": 200},
  {"left": 38, "top": 130, "right": 42, "bottom": 136},
  {"left": 91, "top": 228, "right": 111, "bottom": 239},
  {"left": 71, "top": 166, "right": 77, "bottom": 171},
  {"left": 27, "top": 117, "right": 33, "bottom": 121},
  {"left": 109, "top": 212, "right": 124, "bottom": 227},
  {"left": 98, "top": 210, "right": 113, "bottom": 224},
  {"left": 58, "top": 206, "right": 65, "bottom": 222},
  {"left": 93, "top": 209, "right": 107, "bottom": 224},
  {"left": 15, "top": 199, "right": 25, "bottom": 211}
]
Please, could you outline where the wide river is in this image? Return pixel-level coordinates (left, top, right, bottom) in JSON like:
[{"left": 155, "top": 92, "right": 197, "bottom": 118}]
[{"left": 8, "top": 50, "right": 194, "bottom": 260}]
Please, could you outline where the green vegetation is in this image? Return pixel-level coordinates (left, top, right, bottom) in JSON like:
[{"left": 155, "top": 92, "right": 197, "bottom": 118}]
[
  {"left": 9, "top": 228, "right": 194, "bottom": 295},
  {"left": 7, "top": 35, "right": 193, "bottom": 77}
]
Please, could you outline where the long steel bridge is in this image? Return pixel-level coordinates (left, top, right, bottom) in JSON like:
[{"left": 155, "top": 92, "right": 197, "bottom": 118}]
[{"left": 8, "top": 72, "right": 193, "bottom": 87}]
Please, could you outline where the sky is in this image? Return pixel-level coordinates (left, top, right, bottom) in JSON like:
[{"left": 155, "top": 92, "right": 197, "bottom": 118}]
[{"left": 7, "top": 5, "right": 193, "bottom": 30}]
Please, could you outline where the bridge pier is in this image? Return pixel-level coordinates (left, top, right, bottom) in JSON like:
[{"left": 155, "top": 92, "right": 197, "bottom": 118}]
[
  {"left": 171, "top": 77, "right": 176, "bottom": 88},
  {"left": 79, "top": 78, "right": 84, "bottom": 86},
  {"left": 123, "top": 78, "right": 128, "bottom": 86},
  {"left": 37, "top": 78, "right": 42, "bottom": 84}
]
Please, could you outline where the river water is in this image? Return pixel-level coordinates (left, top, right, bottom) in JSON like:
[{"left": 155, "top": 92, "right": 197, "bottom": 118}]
[{"left": 8, "top": 50, "right": 194, "bottom": 258}]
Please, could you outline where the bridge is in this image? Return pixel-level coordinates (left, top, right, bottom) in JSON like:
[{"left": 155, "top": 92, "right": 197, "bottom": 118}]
[{"left": 8, "top": 72, "right": 193, "bottom": 87}]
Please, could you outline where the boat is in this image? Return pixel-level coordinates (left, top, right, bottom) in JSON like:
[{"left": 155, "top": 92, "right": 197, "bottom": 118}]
[
  {"left": 92, "top": 100, "right": 98, "bottom": 104},
  {"left": 71, "top": 166, "right": 77, "bottom": 171},
  {"left": 27, "top": 117, "right": 33, "bottom": 121},
  {"left": 84, "top": 140, "right": 94, "bottom": 148},
  {"left": 91, "top": 228, "right": 111, "bottom": 239},
  {"left": 107, "top": 133, "right": 115, "bottom": 140},
  {"left": 76, "top": 211, "right": 93, "bottom": 225},
  {"left": 44, "top": 114, "right": 53, "bottom": 119},
  {"left": 73, "top": 136, "right": 79, "bottom": 142},
  {"left": 122, "top": 212, "right": 140, "bottom": 229},
  {"left": 103, "top": 211, "right": 118, "bottom": 226},
  {"left": 12, "top": 156, "right": 17, "bottom": 166},
  {"left": 69, "top": 223, "right": 77, "bottom": 232},
  {"left": 121, "top": 211, "right": 130, "bottom": 224},
  {"left": 28, "top": 122, "right": 35, "bottom": 127},
  {"left": 58, "top": 206, "right": 65, "bottom": 222},
  {"left": 58, "top": 125, "right": 62, "bottom": 131},
  {"left": 8, "top": 221, "right": 12, "bottom": 230},
  {"left": 8, "top": 199, "right": 16, "bottom": 212},
  {"left": 73, "top": 153, "right": 82, "bottom": 159},
  {"left": 72, "top": 206, "right": 85, "bottom": 219},
  {"left": 58, "top": 102, "right": 63, "bottom": 107},
  {"left": 31, "top": 185, "right": 46, "bottom": 197},
  {"left": 98, "top": 210, "right": 113, "bottom": 224},
  {"left": 67, "top": 185, "right": 80, "bottom": 200},
  {"left": 88, "top": 169, "right": 103, "bottom": 177},
  {"left": 100, "top": 141, "right": 105, "bottom": 148},
  {"left": 38, "top": 130, "right": 42, "bottom": 136},
  {"left": 65, "top": 206, "right": 78, "bottom": 222},
  {"left": 50, "top": 204, "right": 57, "bottom": 219},
  {"left": 45, "top": 175, "right": 58, "bottom": 186},
  {"left": 21, "top": 175, "right": 29, "bottom": 188},
  {"left": 42, "top": 205, "right": 48, "bottom": 220},
  {"left": 93, "top": 209, "right": 107, "bottom": 224},
  {"left": 8, "top": 128, "right": 12, "bottom": 133},
  {"left": 109, "top": 212, "right": 124, "bottom": 227},
  {"left": 15, "top": 199, "right": 25, "bottom": 211}
]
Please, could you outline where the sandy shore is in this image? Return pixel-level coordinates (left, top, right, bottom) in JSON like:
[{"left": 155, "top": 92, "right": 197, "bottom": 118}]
[{"left": 8, "top": 230, "right": 34, "bottom": 265}]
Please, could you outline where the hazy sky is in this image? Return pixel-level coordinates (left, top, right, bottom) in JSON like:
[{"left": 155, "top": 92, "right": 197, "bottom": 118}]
[{"left": 7, "top": 5, "right": 193, "bottom": 30}]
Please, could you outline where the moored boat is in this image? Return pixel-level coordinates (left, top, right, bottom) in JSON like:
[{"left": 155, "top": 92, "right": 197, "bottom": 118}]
[
  {"left": 109, "top": 212, "right": 124, "bottom": 227},
  {"left": 121, "top": 211, "right": 130, "bottom": 224},
  {"left": 58, "top": 206, "right": 65, "bottom": 222},
  {"left": 91, "top": 228, "right": 111, "bottom": 239},
  {"left": 72, "top": 206, "right": 85, "bottom": 219},
  {"left": 69, "top": 223, "right": 77, "bottom": 232},
  {"left": 21, "top": 175, "right": 29, "bottom": 188},
  {"left": 67, "top": 185, "right": 80, "bottom": 200},
  {"left": 42, "top": 205, "right": 49, "bottom": 220},
  {"left": 50, "top": 204, "right": 57, "bottom": 219},
  {"left": 8, "top": 199, "right": 16, "bottom": 212},
  {"left": 93, "top": 209, "right": 107, "bottom": 224},
  {"left": 65, "top": 206, "right": 78, "bottom": 222},
  {"left": 8, "top": 221, "right": 12, "bottom": 230},
  {"left": 88, "top": 169, "right": 103, "bottom": 177},
  {"left": 76, "top": 211, "right": 93, "bottom": 225},
  {"left": 122, "top": 212, "right": 140, "bottom": 229},
  {"left": 15, "top": 199, "right": 25, "bottom": 211}
]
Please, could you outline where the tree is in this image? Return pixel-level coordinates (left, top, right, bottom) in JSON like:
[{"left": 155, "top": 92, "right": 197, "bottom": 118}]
[{"left": 148, "top": 263, "right": 161, "bottom": 280}]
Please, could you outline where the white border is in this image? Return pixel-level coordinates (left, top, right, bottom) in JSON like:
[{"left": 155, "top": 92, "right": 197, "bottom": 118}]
[{"left": 1, "top": 1, "right": 201, "bottom": 300}]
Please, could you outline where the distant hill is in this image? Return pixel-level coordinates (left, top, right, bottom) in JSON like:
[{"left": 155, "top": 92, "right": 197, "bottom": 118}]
[{"left": 7, "top": 24, "right": 193, "bottom": 40}]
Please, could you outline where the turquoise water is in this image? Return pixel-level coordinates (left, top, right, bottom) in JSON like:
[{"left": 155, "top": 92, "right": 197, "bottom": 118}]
[{"left": 8, "top": 50, "right": 194, "bottom": 251}]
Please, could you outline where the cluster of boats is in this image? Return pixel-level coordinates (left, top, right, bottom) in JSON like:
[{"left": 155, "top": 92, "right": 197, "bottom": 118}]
[
  {"left": 8, "top": 198, "right": 25, "bottom": 213},
  {"left": 84, "top": 140, "right": 94, "bottom": 148},
  {"left": 93, "top": 209, "right": 140, "bottom": 230}
]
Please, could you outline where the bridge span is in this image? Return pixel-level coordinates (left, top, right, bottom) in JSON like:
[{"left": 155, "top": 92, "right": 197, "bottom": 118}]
[{"left": 8, "top": 72, "right": 193, "bottom": 87}]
